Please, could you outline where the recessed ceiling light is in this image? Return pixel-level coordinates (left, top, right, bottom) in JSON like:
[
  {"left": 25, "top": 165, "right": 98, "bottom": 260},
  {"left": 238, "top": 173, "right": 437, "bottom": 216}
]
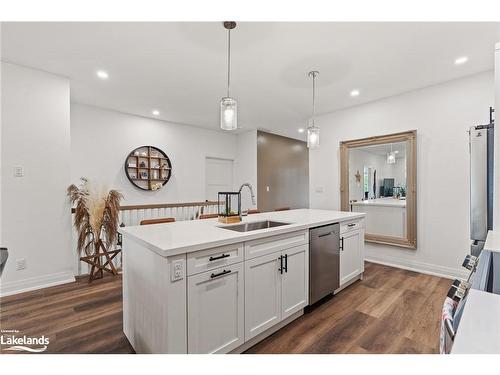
[
  {"left": 350, "top": 89, "right": 360, "bottom": 97},
  {"left": 96, "top": 70, "right": 109, "bottom": 79},
  {"left": 298, "top": 128, "right": 305, "bottom": 133},
  {"left": 455, "top": 56, "right": 468, "bottom": 65},
  {"left": 152, "top": 110, "right": 160, "bottom": 116}
]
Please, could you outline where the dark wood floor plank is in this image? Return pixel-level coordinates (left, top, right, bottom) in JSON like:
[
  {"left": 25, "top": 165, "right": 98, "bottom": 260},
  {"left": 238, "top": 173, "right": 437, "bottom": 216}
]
[{"left": 303, "top": 311, "right": 376, "bottom": 354}]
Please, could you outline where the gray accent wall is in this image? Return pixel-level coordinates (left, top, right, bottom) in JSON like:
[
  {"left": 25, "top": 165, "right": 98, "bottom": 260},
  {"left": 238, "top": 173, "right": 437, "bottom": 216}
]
[{"left": 257, "top": 131, "right": 309, "bottom": 212}]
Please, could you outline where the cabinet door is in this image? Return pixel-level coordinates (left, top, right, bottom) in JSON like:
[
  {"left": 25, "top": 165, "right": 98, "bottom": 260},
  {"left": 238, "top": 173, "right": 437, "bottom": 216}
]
[
  {"left": 245, "top": 252, "right": 282, "bottom": 340},
  {"left": 281, "top": 245, "right": 308, "bottom": 320},
  {"left": 187, "top": 262, "right": 244, "bottom": 353},
  {"left": 340, "top": 229, "right": 363, "bottom": 286}
]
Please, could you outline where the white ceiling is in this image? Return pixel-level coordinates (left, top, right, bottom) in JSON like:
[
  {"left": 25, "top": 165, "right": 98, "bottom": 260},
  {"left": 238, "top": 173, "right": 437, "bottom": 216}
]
[{"left": 2, "top": 22, "right": 500, "bottom": 140}]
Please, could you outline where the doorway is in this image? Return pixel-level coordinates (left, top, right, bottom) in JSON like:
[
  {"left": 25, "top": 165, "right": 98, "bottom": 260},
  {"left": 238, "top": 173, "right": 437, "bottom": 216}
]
[{"left": 205, "top": 157, "right": 234, "bottom": 201}]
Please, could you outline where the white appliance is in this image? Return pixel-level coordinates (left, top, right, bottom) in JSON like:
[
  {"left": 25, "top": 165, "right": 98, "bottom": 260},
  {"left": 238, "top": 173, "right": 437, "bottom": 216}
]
[{"left": 469, "top": 107, "right": 495, "bottom": 256}]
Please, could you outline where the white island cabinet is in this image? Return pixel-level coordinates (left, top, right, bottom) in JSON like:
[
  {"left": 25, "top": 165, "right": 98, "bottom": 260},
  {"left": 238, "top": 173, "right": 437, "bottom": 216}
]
[
  {"left": 120, "top": 209, "right": 365, "bottom": 354},
  {"left": 340, "top": 219, "right": 365, "bottom": 287}
]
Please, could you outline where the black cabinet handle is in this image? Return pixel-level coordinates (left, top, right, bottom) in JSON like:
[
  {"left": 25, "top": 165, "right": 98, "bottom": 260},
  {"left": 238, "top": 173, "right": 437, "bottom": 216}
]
[
  {"left": 284, "top": 254, "right": 288, "bottom": 273},
  {"left": 209, "top": 253, "right": 230, "bottom": 261},
  {"left": 347, "top": 223, "right": 356, "bottom": 227},
  {"left": 278, "top": 255, "right": 283, "bottom": 274},
  {"left": 340, "top": 237, "right": 344, "bottom": 251},
  {"left": 210, "top": 269, "right": 231, "bottom": 278}
]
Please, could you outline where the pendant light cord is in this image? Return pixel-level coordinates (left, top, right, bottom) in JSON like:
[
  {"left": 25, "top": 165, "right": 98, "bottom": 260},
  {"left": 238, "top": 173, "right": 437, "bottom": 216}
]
[
  {"left": 312, "top": 73, "right": 316, "bottom": 121},
  {"left": 227, "top": 28, "right": 231, "bottom": 98}
]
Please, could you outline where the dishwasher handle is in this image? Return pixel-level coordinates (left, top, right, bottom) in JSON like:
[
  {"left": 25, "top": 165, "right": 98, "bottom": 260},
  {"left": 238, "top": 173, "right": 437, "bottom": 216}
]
[{"left": 318, "top": 231, "right": 334, "bottom": 238}]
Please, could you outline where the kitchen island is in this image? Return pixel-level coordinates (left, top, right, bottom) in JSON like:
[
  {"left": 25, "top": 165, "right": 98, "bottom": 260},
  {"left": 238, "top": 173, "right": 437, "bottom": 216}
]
[{"left": 119, "top": 209, "right": 365, "bottom": 354}]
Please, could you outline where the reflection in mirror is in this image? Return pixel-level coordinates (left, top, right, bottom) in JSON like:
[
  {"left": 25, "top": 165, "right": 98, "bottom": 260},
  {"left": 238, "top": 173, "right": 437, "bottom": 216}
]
[
  {"left": 340, "top": 130, "right": 416, "bottom": 249},
  {"left": 349, "top": 142, "right": 407, "bottom": 238}
]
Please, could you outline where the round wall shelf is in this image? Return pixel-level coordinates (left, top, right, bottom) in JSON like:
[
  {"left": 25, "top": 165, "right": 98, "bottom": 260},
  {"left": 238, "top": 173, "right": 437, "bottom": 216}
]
[{"left": 124, "top": 146, "right": 172, "bottom": 191}]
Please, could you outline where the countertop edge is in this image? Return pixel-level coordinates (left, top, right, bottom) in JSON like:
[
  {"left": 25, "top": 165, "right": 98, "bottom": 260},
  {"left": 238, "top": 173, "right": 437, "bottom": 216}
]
[{"left": 120, "top": 211, "right": 365, "bottom": 258}]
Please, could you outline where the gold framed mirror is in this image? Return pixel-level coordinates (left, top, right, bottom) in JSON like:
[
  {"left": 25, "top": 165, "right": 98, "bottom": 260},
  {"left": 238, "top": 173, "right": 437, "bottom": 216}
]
[{"left": 340, "top": 130, "right": 417, "bottom": 249}]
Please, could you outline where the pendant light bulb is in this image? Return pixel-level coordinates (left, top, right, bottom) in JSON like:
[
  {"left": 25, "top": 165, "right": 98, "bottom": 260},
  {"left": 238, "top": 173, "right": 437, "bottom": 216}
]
[
  {"left": 220, "top": 21, "right": 238, "bottom": 131},
  {"left": 387, "top": 143, "right": 396, "bottom": 164},
  {"left": 307, "top": 71, "right": 320, "bottom": 149}
]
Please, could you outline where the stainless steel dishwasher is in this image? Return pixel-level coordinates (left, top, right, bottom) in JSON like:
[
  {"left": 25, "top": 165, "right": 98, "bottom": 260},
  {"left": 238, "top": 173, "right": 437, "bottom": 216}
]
[{"left": 309, "top": 223, "right": 340, "bottom": 305}]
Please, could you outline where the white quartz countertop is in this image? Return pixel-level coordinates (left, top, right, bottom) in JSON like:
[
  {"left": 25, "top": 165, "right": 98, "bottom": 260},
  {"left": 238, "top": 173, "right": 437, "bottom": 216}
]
[
  {"left": 350, "top": 198, "right": 406, "bottom": 208},
  {"left": 119, "top": 209, "right": 365, "bottom": 257},
  {"left": 452, "top": 289, "right": 500, "bottom": 354}
]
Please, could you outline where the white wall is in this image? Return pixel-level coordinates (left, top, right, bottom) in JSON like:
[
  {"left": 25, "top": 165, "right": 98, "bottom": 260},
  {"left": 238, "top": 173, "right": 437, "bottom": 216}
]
[
  {"left": 71, "top": 104, "right": 246, "bottom": 205},
  {"left": 310, "top": 71, "right": 494, "bottom": 278},
  {"left": 1, "top": 62, "right": 74, "bottom": 295},
  {"left": 234, "top": 129, "right": 258, "bottom": 211}
]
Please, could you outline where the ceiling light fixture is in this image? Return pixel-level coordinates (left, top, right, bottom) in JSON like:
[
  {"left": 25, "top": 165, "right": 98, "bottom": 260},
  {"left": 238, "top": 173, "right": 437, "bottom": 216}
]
[
  {"left": 220, "top": 21, "right": 238, "bottom": 131},
  {"left": 298, "top": 128, "right": 305, "bottom": 133},
  {"left": 387, "top": 143, "right": 396, "bottom": 164},
  {"left": 96, "top": 70, "right": 109, "bottom": 79},
  {"left": 307, "top": 71, "right": 320, "bottom": 149},
  {"left": 152, "top": 110, "right": 160, "bottom": 116},
  {"left": 455, "top": 56, "right": 468, "bottom": 65},
  {"left": 350, "top": 89, "right": 360, "bottom": 97}
]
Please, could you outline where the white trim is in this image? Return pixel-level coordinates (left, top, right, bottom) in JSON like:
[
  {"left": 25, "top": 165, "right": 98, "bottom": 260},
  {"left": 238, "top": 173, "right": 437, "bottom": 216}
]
[
  {"left": 365, "top": 255, "right": 468, "bottom": 280},
  {"left": 0, "top": 271, "right": 75, "bottom": 297}
]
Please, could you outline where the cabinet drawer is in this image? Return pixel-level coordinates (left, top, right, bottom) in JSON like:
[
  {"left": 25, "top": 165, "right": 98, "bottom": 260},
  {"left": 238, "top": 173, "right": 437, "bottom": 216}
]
[
  {"left": 340, "top": 219, "right": 364, "bottom": 234},
  {"left": 187, "top": 243, "right": 244, "bottom": 276},
  {"left": 244, "top": 230, "right": 308, "bottom": 260}
]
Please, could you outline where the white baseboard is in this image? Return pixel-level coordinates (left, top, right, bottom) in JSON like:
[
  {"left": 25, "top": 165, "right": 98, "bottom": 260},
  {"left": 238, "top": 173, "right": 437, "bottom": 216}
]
[
  {"left": 365, "top": 255, "right": 468, "bottom": 280},
  {"left": 0, "top": 271, "right": 75, "bottom": 297}
]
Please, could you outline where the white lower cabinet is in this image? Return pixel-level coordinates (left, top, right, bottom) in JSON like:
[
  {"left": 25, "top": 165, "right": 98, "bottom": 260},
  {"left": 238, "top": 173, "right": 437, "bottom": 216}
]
[
  {"left": 187, "top": 262, "right": 244, "bottom": 353},
  {"left": 244, "top": 252, "right": 282, "bottom": 340},
  {"left": 340, "top": 229, "right": 364, "bottom": 286},
  {"left": 281, "top": 245, "right": 308, "bottom": 320},
  {"left": 245, "top": 244, "right": 308, "bottom": 341}
]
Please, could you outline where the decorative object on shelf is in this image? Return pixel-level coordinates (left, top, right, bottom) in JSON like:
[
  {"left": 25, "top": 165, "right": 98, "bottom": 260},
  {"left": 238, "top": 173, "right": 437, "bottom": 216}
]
[
  {"left": 220, "top": 21, "right": 238, "bottom": 131},
  {"left": 218, "top": 191, "right": 241, "bottom": 224},
  {"left": 67, "top": 178, "right": 123, "bottom": 282},
  {"left": 151, "top": 182, "right": 163, "bottom": 191},
  {"left": 125, "top": 146, "right": 172, "bottom": 191},
  {"left": 307, "top": 70, "right": 320, "bottom": 149},
  {"left": 355, "top": 170, "right": 361, "bottom": 186}
]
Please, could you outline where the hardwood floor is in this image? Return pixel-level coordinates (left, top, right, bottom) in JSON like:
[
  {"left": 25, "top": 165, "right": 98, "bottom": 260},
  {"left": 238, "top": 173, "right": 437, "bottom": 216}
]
[
  {"left": 0, "top": 262, "right": 451, "bottom": 354},
  {"left": 0, "top": 274, "right": 134, "bottom": 354},
  {"left": 246, "top": 262, "right": 451, "bottom": 354}
]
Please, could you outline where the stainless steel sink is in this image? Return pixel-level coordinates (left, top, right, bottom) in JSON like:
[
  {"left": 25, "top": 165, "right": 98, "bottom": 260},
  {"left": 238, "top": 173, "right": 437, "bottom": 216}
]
[{"left": 219, "top": 220, "right": 291, "bottom": 232}]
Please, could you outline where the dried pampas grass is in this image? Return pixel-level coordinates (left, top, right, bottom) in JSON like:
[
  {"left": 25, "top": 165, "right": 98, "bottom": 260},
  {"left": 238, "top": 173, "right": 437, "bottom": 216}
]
[{"left": 68, "top": 178, "right": 123, "bottom": 255}]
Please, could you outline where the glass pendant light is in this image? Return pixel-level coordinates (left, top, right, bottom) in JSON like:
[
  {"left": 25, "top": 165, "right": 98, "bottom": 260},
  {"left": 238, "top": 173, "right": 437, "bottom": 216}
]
[
  {"left": 220, "top": 21, "right": 238, "bottom": 131},
  {"left": 387, "top": 143, "right": 396, "bottom": 164},
  {"left": 307, "top": 71, "right": 320, "bottom": 149}
]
